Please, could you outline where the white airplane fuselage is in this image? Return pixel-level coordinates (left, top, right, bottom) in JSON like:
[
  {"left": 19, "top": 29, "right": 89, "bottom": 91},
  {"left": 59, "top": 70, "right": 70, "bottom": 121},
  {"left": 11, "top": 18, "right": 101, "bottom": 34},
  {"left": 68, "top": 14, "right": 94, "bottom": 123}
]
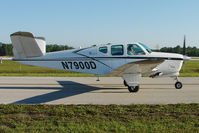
[{"left": 14, "top": 43, "right": 184, "bottom": 78}]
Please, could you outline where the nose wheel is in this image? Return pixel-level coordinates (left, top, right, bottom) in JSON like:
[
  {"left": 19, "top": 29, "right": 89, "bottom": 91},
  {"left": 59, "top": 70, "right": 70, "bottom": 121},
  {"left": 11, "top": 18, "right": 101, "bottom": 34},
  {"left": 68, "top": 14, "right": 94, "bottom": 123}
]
[
  {"left": 175, "top": 81, "right": 182, "bottom": 89},
  {"left": 175, "top": 77, "right": 183, "bottom": 89}
]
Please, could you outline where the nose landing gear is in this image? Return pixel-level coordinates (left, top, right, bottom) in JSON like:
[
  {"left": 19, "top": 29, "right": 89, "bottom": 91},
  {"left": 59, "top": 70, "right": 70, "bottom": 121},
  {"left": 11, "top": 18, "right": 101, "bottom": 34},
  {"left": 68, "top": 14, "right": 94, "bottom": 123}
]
[
  {"left": 175, "top": 77, "right": 183, "bottom": 89},
  {"left": 175, "top": 81, "right": 182, "bottom": 89}
]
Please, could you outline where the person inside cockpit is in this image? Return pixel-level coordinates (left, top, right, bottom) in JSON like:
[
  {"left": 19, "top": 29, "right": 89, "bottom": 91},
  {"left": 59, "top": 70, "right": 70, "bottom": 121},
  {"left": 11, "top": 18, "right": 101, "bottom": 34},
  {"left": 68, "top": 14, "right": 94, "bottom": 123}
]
[{"left": 127, "top": 45, "right": 136, "bottom": 55}]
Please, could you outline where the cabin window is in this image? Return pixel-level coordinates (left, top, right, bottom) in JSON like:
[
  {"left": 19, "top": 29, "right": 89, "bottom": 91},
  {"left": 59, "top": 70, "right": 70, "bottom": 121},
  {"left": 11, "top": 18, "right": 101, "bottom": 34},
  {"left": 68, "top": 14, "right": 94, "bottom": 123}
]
[
  {"left": 127, "top": 44, "right": 145, "bottom": 55},
  {"left": 111, "top": 45, "right": 123, "bottom": 55},
  {"left": 99, "top": 46, "right": 107, "bottom": 53}
]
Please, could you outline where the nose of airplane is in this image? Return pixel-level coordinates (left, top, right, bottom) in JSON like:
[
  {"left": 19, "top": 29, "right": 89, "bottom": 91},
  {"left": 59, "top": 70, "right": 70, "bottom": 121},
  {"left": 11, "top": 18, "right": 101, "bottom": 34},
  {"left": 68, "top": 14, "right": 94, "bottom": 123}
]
[{"left": 183, "top": 55, "right": 191, "bottom": 61}]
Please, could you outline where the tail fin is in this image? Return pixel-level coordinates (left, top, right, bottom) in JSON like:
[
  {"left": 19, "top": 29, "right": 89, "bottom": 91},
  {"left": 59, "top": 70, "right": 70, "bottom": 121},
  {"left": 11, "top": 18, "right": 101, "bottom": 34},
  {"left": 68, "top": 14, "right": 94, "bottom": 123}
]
[{"left": 10, "top": 31, "right": 46, "bottom": 58}]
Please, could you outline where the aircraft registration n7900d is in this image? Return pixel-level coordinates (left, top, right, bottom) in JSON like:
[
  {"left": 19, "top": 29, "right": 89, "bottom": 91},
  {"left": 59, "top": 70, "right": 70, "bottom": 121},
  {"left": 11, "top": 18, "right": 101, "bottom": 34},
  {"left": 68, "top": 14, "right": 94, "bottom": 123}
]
[{"left": 6, "top": 31, "right": 194, "bottom": 92}]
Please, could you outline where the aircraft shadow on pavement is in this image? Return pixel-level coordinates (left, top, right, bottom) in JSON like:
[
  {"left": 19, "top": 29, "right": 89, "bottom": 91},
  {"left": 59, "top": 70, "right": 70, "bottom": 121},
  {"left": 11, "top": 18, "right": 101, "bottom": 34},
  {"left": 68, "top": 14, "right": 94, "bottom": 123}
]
[{"left": 0, "top": 81, "right": 123, "bottom": 104}]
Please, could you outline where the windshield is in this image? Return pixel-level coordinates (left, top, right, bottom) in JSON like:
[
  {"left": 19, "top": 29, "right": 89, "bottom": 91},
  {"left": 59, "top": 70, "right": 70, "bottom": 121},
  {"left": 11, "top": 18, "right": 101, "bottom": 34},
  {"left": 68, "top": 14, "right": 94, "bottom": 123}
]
[{"left": 139, "top": 42, "right": 152, "bottom": 53}]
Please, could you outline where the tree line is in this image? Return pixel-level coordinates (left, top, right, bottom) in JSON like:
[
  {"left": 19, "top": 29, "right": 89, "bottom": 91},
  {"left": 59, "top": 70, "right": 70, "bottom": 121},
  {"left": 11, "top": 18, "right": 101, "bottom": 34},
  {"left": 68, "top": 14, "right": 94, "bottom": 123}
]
[
  {"left": 46, "top": 44, "right": 74, "bottom": 52},
  {"left": 0, "top": 43, "right": 199, "bottom": 56},
  {"left": 0, "top": 43, "right": 74, "bottom": 56},
  {"left": 155, "top": 45, "right": 199, "bottom": 56}
]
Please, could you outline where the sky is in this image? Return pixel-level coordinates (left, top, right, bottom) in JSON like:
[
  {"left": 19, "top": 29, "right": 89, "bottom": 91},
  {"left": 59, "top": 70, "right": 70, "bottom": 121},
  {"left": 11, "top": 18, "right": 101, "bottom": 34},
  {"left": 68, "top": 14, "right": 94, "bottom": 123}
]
[{"left": 0, "top": 0, "right": 199, "bottom": 49}]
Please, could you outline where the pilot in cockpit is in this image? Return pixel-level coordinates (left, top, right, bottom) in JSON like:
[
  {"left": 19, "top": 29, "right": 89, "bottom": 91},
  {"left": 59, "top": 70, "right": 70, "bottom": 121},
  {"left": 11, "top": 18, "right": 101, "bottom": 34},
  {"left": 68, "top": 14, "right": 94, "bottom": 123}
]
[{"left": 127, "top": 45, "right": 136, "bottom": 55}]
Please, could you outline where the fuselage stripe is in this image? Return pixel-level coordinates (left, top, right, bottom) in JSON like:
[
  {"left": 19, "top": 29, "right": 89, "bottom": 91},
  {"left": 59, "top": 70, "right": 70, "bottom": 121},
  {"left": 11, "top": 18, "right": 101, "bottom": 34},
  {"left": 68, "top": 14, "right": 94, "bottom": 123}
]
[{"left": 13, "top": 56, "right": 183, "bottom": 61}]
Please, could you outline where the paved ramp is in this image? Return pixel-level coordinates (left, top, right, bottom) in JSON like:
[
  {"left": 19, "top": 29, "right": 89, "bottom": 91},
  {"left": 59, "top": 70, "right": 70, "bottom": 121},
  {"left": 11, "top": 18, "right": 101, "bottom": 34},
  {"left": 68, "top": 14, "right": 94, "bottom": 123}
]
[{"left": 0, "top": 77, "right": 198, "bottom": 104}]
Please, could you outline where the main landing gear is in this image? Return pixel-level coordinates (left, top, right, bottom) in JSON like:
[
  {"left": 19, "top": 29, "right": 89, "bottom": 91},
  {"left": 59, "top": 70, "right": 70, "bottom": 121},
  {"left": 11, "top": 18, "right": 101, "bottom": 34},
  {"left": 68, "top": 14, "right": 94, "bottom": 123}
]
[
  {"left": 123, "top": 80, "right": 139, "bottom": 93},
  {"left": 175, "top": 77, "right": 183, "bottom": 89},
  {"left": 123, "top": 74, "right": 141, "bottom": 93},
  {"left": 128, "top": 85, "right": 139, "bottom": 92}
]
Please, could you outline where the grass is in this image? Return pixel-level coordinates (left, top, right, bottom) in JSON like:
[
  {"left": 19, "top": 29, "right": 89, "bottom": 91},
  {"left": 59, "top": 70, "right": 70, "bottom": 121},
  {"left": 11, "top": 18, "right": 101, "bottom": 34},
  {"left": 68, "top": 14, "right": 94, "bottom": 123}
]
[
  {"left": 180, "top": 61, "right": 199, "bottom": 77},
  {"left": 0, "top": 104, "right": 198, "bottom": 133},
  {"left": 0, "top": 60, "right": 199, "bottom": 77}
]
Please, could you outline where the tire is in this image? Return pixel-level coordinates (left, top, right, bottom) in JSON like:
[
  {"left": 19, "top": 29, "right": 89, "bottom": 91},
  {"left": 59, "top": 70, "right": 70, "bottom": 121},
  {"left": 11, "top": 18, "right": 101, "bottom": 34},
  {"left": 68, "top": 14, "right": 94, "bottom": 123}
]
[
  {"left": 175, "top": 82, "right": 182, "bottom": 89},
  {"left": 128, "top": 86, "right": 139, "bottom": 93},
  {"left": 123, "top": 80, "right": 128, "bottom": 86}
]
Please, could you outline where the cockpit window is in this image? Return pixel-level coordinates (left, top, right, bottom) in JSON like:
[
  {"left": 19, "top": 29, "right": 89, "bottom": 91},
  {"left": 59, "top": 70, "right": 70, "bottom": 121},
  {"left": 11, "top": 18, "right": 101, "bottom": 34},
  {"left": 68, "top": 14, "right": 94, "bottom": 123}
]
[
  {"left": 111, "top": 45, "right": 123, "bottom": 55},
  {"left": 99, "top": 46, "right": 107, "bottom": 53},
  {"left": 139, "top": 42, "right": 152, "bottom": 53},
  {"left": 127, "top": 44, "right": 145, "bottom": 55}
]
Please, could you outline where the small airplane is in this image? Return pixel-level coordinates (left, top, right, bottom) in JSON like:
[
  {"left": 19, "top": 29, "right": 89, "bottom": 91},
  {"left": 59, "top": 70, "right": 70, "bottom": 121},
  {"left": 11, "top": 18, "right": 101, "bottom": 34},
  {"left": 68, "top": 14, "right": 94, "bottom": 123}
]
[{"left": 2, "top": 31, "right": 197, "bottom": 92}]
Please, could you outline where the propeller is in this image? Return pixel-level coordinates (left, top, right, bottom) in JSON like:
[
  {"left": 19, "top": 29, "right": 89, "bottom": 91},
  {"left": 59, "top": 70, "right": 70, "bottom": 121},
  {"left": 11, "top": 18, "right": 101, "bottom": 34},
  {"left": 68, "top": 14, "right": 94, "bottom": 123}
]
[
  {"left": 182, "top": 35, "right": 191, "bottom": 61},
  {"left": 182, "top": 35, "right": 186, "bottom": 73},
  {"left": 183, "top": 35, "right": 186, "bottom": 56}
]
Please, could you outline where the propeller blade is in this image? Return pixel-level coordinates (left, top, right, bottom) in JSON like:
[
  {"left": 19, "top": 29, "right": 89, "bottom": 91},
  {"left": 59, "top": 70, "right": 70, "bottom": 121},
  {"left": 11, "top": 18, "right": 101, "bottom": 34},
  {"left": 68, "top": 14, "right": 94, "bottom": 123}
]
[
  {"left": 182, "top": 35, "right": 186, "bottom": 55},
  {"left": 182, "top": 35, "right": 187, "bottom": 73}
]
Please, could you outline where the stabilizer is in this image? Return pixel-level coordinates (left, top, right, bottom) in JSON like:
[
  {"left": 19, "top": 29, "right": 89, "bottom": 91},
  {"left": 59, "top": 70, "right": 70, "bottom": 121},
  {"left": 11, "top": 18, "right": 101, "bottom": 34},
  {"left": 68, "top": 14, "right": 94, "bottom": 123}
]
[{"left": 10, "top": 32, "right": 46, "bottom": 58}]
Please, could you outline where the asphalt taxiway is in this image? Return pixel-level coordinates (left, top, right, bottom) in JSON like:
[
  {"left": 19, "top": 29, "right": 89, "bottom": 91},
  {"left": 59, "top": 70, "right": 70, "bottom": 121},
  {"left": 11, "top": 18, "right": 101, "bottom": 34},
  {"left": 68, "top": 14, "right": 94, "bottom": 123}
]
[{"left": 0, "top": 77, "right": 198, "bottom": 105}]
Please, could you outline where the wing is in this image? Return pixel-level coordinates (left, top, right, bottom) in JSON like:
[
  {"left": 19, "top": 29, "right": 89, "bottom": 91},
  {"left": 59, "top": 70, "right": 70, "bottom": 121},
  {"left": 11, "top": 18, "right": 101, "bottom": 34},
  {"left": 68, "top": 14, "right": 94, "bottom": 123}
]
[{"left": 107, "top": 59, "right": 164, "bottom": 76}]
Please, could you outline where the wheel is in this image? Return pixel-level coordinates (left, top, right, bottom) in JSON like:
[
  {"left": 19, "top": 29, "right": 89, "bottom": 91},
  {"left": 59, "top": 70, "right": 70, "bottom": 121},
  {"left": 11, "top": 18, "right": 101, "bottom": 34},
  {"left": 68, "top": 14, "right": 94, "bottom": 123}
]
[
  {"left": 123, "top": 80, "right": 128, "bottom": 86},
  {"left": 128, "top": 86, "right": 139, "bottom": 93},
  {"left": 175, "top": 81, "right": 182, "bottom": 89}
]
